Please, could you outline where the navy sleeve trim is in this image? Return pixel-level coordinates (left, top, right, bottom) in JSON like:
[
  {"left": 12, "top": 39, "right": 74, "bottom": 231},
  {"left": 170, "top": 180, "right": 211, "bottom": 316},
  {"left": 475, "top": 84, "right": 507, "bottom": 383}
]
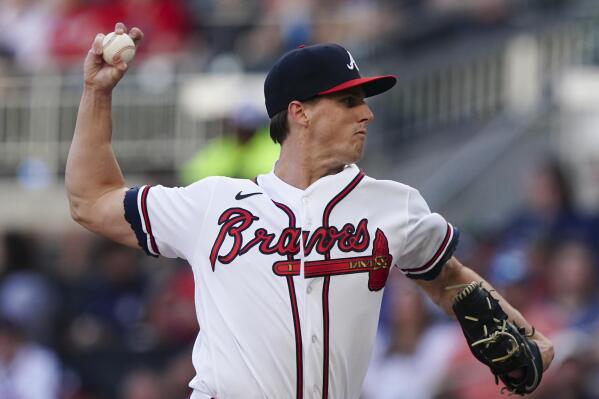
[
  {"left": 124, "top": 186, "right": 159, "bottom": 258},
  {"left": 404, "top": 225, "right": 460, "bottom": 281}
]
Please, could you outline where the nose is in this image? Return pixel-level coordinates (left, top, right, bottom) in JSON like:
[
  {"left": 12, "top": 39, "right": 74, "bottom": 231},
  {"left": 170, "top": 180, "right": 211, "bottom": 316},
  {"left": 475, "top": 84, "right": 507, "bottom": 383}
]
[{"left": 359, "top": 103, "right": 374, "bottom": 123}]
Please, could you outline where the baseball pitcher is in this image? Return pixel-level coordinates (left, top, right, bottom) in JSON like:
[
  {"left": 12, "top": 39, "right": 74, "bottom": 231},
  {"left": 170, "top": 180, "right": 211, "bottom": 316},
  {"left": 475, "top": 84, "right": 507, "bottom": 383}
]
[{"left": 66, "top": 22, "right": 554, "bottom": 399}]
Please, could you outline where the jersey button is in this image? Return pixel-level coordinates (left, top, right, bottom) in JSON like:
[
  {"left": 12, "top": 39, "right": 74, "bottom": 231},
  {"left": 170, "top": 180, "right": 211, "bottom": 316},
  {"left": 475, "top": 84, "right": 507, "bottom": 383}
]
[
  {"left": 311, "top": 334, "right": 318, "bottom": 343},
  {"left": 306, "top": 286, "right": 312, "bottom": 294}
]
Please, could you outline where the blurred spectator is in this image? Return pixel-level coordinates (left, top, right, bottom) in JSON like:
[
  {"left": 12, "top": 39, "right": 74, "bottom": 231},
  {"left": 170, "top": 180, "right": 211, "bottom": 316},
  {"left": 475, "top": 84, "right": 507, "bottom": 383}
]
[
  {"left": 488, "top": 247, "right": 563, "bottom": 334},
  {"left": 198, "top": 0, "right": 262, "bottom": 56},
  {"left": 147, "top": 266, "right": 198, "bottom": 345},
  {"left": 533, "top": 329, "right": 597, "bottom": 399},
  {"left": 52, "top": 230, "right": 94, "bottom": 287},
  {"left": 314, "top": 0, "right": 394, "bottom": 55},
  {"left": 546, "top": 240, "right": 599, "bottom": 332},
  {"left": 118, "top": 348, "right": 194, "bottom": 399},
  {"left": 234, "top": 15, "right": 283, "bottom": 70},
  {"left": 161, "top": 348, "right": 195, "bottom": 398},
  {"left": 120, "top": 368, "right": 163, "bottom": 399},
  {"left": 273, "top": 0, "right": 312, "bottom": 50},
  {"left": 489, "top": 250, "right": 529, "bottom": 305},
  {"left": 0, "top": 0, "right": 53, "bottom": 72},
  {"left": 523, "top": 237, "right": 554, "bottom": 305},
  {"left": 52, "top": 231, "right": 96, "bottom": 355},
  {"left": 49, "top": 0, "right": 123, "bottom": 67},
  {"left": 117, "top": 0, "right": 191, "bottom": 56},
  {"left": 65, "top": 239, "right": 147, "bottom": 353},
  {"left": 362, "top": 278, "right": 459, "bottom": 399},
  {"left": 0, "top": 317, "right": 62, "bottom": 399},
  {"left": 499, "top": 158, "right": 590, "bottom": 252},
  {"left": 0, "top": 230, "right": 57, "bottom": 345},
  {"left": 429, "top": 0, "right": 509, "bottom": 26},
  {"left": 179, "top": 104, "right": 279, "bottom": 184}
]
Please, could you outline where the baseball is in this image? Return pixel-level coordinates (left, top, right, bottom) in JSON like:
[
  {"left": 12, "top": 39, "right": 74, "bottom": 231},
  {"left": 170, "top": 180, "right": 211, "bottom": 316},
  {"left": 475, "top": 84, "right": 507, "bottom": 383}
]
[{"left": 102, "top": 32, "right": 136, "bottom": 65}]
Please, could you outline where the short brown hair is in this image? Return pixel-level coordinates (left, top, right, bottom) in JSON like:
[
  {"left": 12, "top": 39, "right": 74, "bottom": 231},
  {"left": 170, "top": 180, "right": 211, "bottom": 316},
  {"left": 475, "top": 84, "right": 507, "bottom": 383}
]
[{"left": 269, "top": 110, "right": 289, "bottom": 144}]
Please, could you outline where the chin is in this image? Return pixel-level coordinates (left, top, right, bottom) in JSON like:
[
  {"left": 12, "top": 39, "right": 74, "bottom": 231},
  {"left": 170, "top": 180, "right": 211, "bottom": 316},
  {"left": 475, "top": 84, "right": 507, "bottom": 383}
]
[
  {"left": 353, "top": 145, "right": 365, "bottom": 161},
  {"left": 347, "top": 152, "right": 363, "bottom": 164}
]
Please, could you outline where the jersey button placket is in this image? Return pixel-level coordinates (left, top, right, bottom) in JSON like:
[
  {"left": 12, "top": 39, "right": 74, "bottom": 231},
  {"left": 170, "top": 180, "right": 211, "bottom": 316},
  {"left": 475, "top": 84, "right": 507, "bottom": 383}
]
[
  {"left": 301, "top": 194, "right": 320, "bottom": 396},
  {"left": 304, "top": 198, "right": 312, "bottom": 227},
  {"left": 300, "top": 195, "right": 309, "bottom": 278}
]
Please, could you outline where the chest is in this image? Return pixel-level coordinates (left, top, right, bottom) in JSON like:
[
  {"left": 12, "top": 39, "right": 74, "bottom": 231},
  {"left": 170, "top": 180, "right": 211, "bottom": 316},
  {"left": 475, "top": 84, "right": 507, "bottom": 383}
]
[{"left": 203, "top": 195, "right": 400, "bottom": 294}]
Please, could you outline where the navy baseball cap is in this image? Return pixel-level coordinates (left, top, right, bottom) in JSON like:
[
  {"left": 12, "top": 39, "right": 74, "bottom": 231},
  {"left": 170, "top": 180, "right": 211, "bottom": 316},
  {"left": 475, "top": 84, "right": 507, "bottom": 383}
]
[{"left": 264, "top": 43, "right": 397, "bottom": 118}]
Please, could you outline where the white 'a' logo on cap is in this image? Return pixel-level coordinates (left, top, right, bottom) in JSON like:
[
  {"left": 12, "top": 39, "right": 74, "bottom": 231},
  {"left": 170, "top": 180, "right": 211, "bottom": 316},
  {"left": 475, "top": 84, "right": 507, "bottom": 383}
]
[{"left": 346, "top": 50, "right": 359, "bottom": 71}]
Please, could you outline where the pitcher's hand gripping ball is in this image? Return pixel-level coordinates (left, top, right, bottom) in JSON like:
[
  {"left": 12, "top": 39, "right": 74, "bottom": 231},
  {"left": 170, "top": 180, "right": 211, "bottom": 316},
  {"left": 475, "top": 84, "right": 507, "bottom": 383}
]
[
  {"left": 102, "top": 32, "right": 136, "bottom": 65},
  {"left": 450, "top": 281, "right": 544, "bottom": 396}
]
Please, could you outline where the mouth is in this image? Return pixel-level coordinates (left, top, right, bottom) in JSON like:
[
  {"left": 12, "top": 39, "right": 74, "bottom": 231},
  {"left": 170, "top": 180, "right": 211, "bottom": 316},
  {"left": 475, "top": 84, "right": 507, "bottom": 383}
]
[{"left": 356, "top": 130, "right": 367, "bottom": 136}]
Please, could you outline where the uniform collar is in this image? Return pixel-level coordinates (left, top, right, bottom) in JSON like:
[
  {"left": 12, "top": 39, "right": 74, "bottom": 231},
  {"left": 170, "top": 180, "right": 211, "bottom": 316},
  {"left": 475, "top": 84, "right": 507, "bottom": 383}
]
[
  {"left": 303, "top": 164, "right": 360, "bottom": 196},
  {"left": 257, "top": 164, "right": 361, "bottom": 206}
]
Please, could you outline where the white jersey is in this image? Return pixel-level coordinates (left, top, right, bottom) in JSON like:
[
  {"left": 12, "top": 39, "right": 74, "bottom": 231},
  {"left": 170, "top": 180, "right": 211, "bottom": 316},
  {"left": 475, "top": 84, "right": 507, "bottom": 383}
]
[{"left": 124, "top": 164, "right": 458, "bottom": 399}]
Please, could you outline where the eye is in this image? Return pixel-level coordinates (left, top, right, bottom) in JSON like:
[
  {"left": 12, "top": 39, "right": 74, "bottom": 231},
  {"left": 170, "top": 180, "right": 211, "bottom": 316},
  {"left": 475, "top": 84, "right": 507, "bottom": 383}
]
[{"left": 341, "top": 96, "right": 361, "bottom": 107}]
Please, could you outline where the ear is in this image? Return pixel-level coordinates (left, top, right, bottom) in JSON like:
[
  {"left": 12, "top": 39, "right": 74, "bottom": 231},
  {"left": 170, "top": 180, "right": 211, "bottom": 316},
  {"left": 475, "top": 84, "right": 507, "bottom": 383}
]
[{"left": 287, "top": 100, "right": 310, "bottom": 129}]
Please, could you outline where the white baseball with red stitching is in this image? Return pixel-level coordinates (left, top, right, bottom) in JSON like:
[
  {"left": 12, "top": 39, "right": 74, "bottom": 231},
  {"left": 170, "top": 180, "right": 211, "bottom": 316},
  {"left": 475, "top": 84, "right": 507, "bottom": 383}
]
[{"left": 102, "top": 32, "right": 136, "bottom": 65}]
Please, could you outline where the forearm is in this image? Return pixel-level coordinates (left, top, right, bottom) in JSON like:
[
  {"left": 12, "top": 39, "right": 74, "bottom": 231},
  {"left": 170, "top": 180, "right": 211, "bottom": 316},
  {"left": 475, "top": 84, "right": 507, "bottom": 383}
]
[{"left": 66, "top": 87, "right": 126, "bottom": 223}]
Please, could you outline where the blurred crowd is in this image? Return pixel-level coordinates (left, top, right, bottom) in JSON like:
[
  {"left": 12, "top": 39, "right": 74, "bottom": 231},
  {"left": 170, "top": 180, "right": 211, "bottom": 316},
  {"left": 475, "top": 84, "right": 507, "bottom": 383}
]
[
  {"left": 0, "top": 228, "right": 198, "bottom": 398},
  {"left": 0, "top": 0, "right": 567, "bottom": 75},
  {"left": 1, "top": 156, "right": 599, "bottom": 398}
]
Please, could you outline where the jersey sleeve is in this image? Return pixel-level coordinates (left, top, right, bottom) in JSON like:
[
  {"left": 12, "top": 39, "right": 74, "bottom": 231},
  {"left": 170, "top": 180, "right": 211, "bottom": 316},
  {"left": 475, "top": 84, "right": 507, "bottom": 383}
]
[
  {"left": 123, "top": 177, "right": 217, "bottom": 260},
  {"left": 397, "top": 188, "right": 459, "bottom": 280}
]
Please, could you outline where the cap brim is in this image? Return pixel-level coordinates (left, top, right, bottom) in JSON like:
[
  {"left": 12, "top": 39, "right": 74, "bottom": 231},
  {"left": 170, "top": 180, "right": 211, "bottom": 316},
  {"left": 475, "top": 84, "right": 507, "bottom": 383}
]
[{"left": 318, "top": 75, "right": 397, "bottom": 97}]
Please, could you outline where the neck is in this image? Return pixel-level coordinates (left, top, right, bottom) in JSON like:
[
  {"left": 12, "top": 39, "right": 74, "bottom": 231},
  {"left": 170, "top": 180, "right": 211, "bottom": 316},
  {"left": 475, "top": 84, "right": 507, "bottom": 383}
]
[{"left": 275, "top": 135, "right": 346, "bottom": 190}]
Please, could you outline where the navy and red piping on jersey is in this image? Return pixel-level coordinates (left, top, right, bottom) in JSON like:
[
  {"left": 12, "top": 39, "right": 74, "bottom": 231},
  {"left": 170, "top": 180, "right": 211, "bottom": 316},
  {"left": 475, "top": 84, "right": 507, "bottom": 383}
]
[
  {"left": 124, "top": 186, "right": 160, "bottom": 257},
  {"left": 273, "top": 200, "right": 303, "bottom": 399},
  {"left": 401, "top": 223, "right": 459, "bottom": 281},
  {"left": 320, "top": 170, "right": 365, "bottom": 399}
]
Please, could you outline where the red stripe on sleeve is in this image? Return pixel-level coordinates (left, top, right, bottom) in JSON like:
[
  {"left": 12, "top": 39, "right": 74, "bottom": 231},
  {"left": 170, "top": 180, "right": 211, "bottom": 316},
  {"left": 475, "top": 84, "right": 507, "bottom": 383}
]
[{"left": 140, "top": 185, "right": 160, "bottom": 256}]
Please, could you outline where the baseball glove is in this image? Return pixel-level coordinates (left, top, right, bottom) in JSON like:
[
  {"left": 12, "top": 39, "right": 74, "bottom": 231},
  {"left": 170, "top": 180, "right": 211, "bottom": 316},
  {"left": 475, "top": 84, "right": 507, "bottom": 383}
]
[{"left": 450, "top": 281, "right": 543, "bottom": 396}]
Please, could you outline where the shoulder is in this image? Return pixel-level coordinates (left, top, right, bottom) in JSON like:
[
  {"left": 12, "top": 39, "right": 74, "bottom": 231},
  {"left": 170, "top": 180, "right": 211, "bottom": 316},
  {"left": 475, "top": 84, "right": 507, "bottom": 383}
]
[
  {"left": 354, "top": 170, "right": 441, "bottom": 221},
  {"left": 140, "top": 176, "right": 258, "bottom": 211},
  {"left": 179, "top": 175, "right": 259, "bottom": 194},
  {"left": 360, "top": 173, "right": 421, "bottom": 199}
]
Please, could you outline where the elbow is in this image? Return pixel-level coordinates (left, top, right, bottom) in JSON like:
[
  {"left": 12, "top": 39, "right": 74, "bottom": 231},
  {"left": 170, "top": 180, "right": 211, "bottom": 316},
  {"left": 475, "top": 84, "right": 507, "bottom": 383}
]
[
  {"left": 67, "top": 196, "right": 93, "bottom": 227},
  {"left": 68, "top": 201, "right": 85, "bottom": 225}
]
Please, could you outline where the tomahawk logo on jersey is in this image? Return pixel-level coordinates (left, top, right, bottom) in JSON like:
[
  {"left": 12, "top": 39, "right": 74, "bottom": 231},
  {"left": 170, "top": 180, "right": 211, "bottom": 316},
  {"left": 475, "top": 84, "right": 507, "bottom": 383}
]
[{"left": 123, "top": 164, "right": 458, "bottom": 399}]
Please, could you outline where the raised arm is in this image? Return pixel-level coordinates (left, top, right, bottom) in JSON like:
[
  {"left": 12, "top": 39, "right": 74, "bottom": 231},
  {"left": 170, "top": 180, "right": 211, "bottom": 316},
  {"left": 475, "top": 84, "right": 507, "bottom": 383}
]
[
  {"left": 415, "top": 257, "right": 554, "bottom": 371},
  {"left": 65, "top": 23, "right": 144, "bottom": 247}
]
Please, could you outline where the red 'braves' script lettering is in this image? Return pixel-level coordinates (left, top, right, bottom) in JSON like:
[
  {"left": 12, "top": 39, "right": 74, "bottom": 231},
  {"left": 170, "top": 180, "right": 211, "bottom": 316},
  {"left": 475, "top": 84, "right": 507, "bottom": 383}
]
[
  {"left": 209, "top": 208, "right": 259, "bottom": 269},
  {"left": 209, "top": 208, "right": 370, "bottom": 270}
]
